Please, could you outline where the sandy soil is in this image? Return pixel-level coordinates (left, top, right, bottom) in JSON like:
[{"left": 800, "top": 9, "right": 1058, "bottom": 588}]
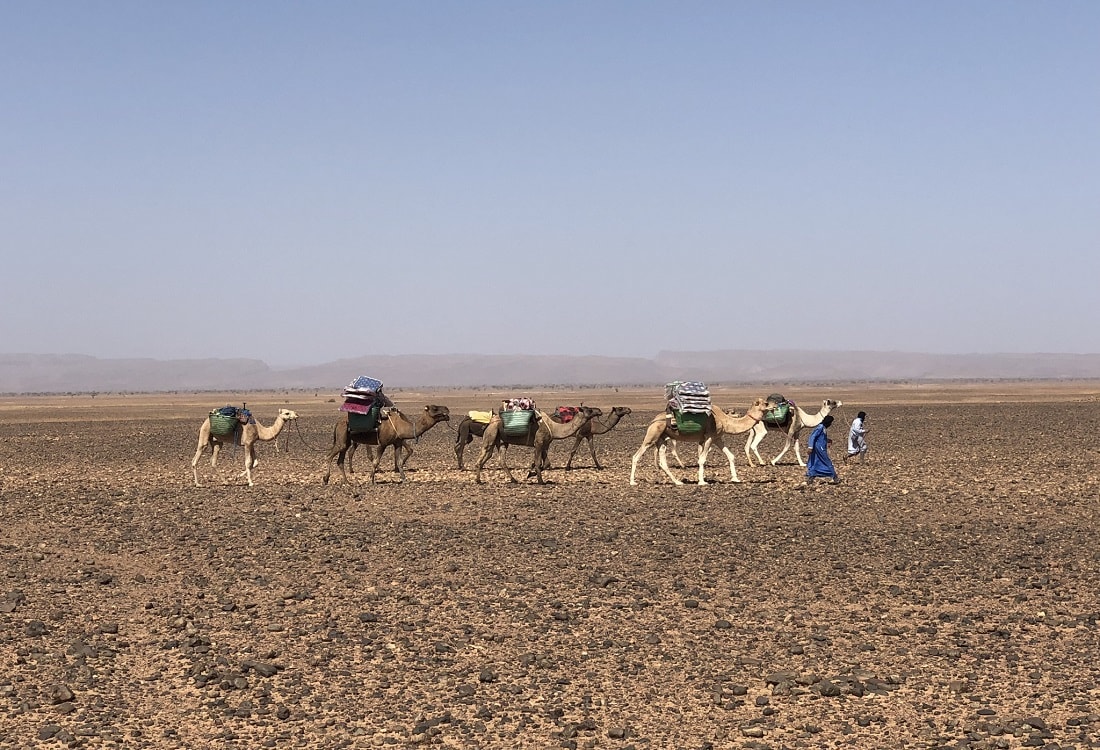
[{"left": 2, "top": 382, "right": 1100, "bottom": 749}]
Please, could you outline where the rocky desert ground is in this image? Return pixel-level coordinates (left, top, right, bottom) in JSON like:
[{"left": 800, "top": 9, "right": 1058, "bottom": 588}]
[{"left": 2, "top": 382, "right": 1100, "bottom": 749}]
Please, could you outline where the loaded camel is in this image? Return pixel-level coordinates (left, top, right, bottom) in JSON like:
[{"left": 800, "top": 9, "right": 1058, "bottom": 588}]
[
  {"left": 474, "top": 406, "right": 602, "bottom": 484},
  {"left": 745, "top": 398, "right": 842, "bottom": 466},
  {"left": 322, "top": 405, "right": 450, "bottom": 485},
  {"left": 192, "top": 408, "right": 299, "bottom": 487},
  {"left": 629, "top": 398, "right": 775, "bottom": 486},
  {"left": 553, "top": 406, "right": 633, "bottom": 470}
]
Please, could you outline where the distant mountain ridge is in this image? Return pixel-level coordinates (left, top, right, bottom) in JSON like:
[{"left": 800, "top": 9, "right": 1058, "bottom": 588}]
[{"left": 2, "top": 351, "right": 1099, "bottom": 394}]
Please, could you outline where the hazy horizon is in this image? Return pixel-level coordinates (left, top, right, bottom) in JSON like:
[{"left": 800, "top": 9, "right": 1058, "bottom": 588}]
[
  {"left": 4, "top": 2, "right": 1098, "bottom": 363},
  {"left": 4, "top": 346, "right": 1100, "bottom": 371}
]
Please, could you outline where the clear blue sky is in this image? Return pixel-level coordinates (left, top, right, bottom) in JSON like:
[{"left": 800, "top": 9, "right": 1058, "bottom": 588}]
[{"left": 3, "top": 1, "right": 1098, "bottom": 365}]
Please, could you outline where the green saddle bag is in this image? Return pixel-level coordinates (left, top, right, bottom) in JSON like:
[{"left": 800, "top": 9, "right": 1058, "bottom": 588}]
[
  {"left": 674, "top": 411, "right": 708, "bottom": 433},
  {"left": 763, "top": 395, "right": 790, "bottom": 426}
]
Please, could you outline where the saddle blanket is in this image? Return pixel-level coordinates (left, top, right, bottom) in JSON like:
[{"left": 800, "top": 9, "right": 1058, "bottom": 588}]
[
  {"left": 554, "top": 406, "right": 579, "bottom": 423},
  {"left": 340, "top": 400, "right": 375, "bottom": 415},
  {"left": 467, "top": 410, "right": 494, "bottom": 424}
]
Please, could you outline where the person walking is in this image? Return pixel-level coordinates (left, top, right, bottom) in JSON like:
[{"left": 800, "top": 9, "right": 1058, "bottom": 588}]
[
  {"left": 845, "top": 411, "right": 869, "bottom": 462},
  {"left": 805, "top": 414, "right": 840, "bottom": 484}
]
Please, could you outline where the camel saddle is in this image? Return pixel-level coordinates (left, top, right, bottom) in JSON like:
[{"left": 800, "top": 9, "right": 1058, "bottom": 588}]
[
  {"left": 209, "top": 405, "right": 251, "bottom": 437},
  {"left": 500, "top": 409, "right": 536, "bottom": 436},
  {"left": 672, "top": 410, "right": 707, "bottom": 434},
  {"left": 467, "top": 410, "right": 494, "bottom": 424},
  {"left": 348, "top": 405, "right": 383, "bottom": 435},
  {"left": 762, "top": 394, "right": 791, "bottom": 426}
]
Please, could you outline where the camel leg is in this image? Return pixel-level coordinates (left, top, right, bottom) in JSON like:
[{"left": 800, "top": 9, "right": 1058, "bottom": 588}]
[
  {"left": 658, "top": 438, "right": 685, "bottom": 485},
  {"left": 499, "top": 444, "right": 518, "bottom": 483},
  {"left": 629, "top": 443, "right": 648, "bottom": 485},
  {"left": 746, "top": 424, "right": 767, "bottom": 466},
  {"left": 771, "top": 435, "right": 793, "bottom": 465},
  {"left": 695, "top": 440, "right": 710, "bottom": 485},
  {"left": 587, "top": 436, "right": 602, "bottom": 470},
  {"left": 455, "top": 427, "right": 470, "bottom": 470},
  {"left": 474, "top": 441, "right": 497, "bottom": 484},
  {"left": 191, "top": 443, "right": 206, "bottom": 487},
  {"left": 346, "top": 442, "right": 357, "bottom": 475},
  {"left": 792, "top": 433, "right": 807, "bottom": 467},
  {"left": 720, "top": 441, "right": 741, "bottom": 483},
  {"left": 191, "top": 430, "right": 213, "bottom": 487},
  {"left": 393, "top": 441, "right": 408, "bottom": 482},
  {"left": 631, "top": 425, "right": 666, "bottom": 485},
  {"left": 527, "top": 443, "right": 548, "bottom": 484},
  {"left": 323, "top": 442, "right": 352, "bottom": 485},
  {"left": 369, "top": 446, "right": 384, "bottom": 483},
  {"left": 663, "top": 440, "right": 685, "bottom": 469},
  {"left": 655, "top": 439, "right": 684, "bottom": 469},
  {"left": 242, "top": 443, "right": 256, "bottom": 486},
  {"left": 565, "top": 435, "right": 583, "bottom": 470}
]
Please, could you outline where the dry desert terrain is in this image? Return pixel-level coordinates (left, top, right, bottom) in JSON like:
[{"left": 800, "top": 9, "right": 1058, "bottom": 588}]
[{"left": 2, "top": 382, "right": 1100, "bottom": 749}]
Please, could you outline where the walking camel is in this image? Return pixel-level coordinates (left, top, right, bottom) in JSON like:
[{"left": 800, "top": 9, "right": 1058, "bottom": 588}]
[
  {"left": 346, "top": 405, "right": 453, "bottom": 477},
  {"left": 192, "top": 408, "right": 299, "bottom": 487},
  {"left": 745, "top": 398, "right": 842, "bottom": 466},
  {"left": 474, "top": 406, "right": 601, "bottom": 484},
  {"left": 555, "top": 406, "right": 632, "bottom": 470},
  {"left": 629, "top": 398, "right": 775, "bottom": 486},
  {"left": 322, "top": 405, "right": 450, "bottom": 485}
]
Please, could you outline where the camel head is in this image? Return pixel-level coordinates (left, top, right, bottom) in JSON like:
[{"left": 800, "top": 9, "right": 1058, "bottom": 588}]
[
  {"left": 823, "top": 399, "right": 842, "bottom": 411},
  {"left": 577, "top": 405, "right": 603, "bottom": 420},
  {"left": 424, "top": 404, "right": 451, "bottom": 423},
  {"left": 747, "top": 397, "right": 774, "bottom": 419},
  {"left": 278, "top": 409, "right": 299, "bottom": 422},
  {"left": 611, "top": 406, "right": 632, "bottom": 417}
]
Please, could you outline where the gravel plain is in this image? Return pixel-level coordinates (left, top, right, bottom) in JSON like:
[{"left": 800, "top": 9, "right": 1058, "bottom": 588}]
[{"left": 2, "top": 383, "right": 1100, "bottom": 749}]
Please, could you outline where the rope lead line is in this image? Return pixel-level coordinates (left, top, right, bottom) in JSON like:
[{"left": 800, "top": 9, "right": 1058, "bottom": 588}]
[{"left": 292, "top": 420, "right": 330, "bottom": 453}]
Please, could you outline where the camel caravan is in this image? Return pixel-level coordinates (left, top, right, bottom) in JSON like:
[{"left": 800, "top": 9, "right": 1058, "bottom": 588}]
[
  {"left": 188, "top": 375, "right": 846, "bottom": 487},
  {"left": 470, "top": 398, "right": 605, "bottom": 485}
]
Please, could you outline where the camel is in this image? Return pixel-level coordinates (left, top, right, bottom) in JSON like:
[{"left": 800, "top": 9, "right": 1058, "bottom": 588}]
[
  {"left": 191, "top": 408, "right": 299, "bottom": 487},
  {"left": 322, "top": 405, "right": 450, "bottom": 485},
  {"left": 474, "top": 406, "right": 602, "bottom": 484},
  {"left": 745, "top": 398, "right": 842, "bottom": 466},
  {"left": 629, "top": 398, "right": 774, "bottom": 486},
  {"left": 553, "top": 406, "right": 632, "bottom": 470},
  {"left": 454, "top": 415, "right": 491, "bottom": 470}
]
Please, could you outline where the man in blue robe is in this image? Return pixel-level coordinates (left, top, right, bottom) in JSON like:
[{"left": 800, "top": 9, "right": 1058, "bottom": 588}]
[{"left": 805, "top": 415, "right": 840, "bottom": 484}]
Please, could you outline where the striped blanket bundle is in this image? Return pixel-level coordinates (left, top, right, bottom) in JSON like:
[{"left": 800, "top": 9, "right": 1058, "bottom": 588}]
[
  {"left": 340, "top": 375, "right": 385, "bottom": 415},
  {"left": 665, "top": 381, "right": 712, "bottom": 415}
]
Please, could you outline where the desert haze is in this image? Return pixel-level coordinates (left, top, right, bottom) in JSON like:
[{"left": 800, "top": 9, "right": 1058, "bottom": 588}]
[{"left": 2, "top": 350, "right": 1100, "bottom": 393}]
